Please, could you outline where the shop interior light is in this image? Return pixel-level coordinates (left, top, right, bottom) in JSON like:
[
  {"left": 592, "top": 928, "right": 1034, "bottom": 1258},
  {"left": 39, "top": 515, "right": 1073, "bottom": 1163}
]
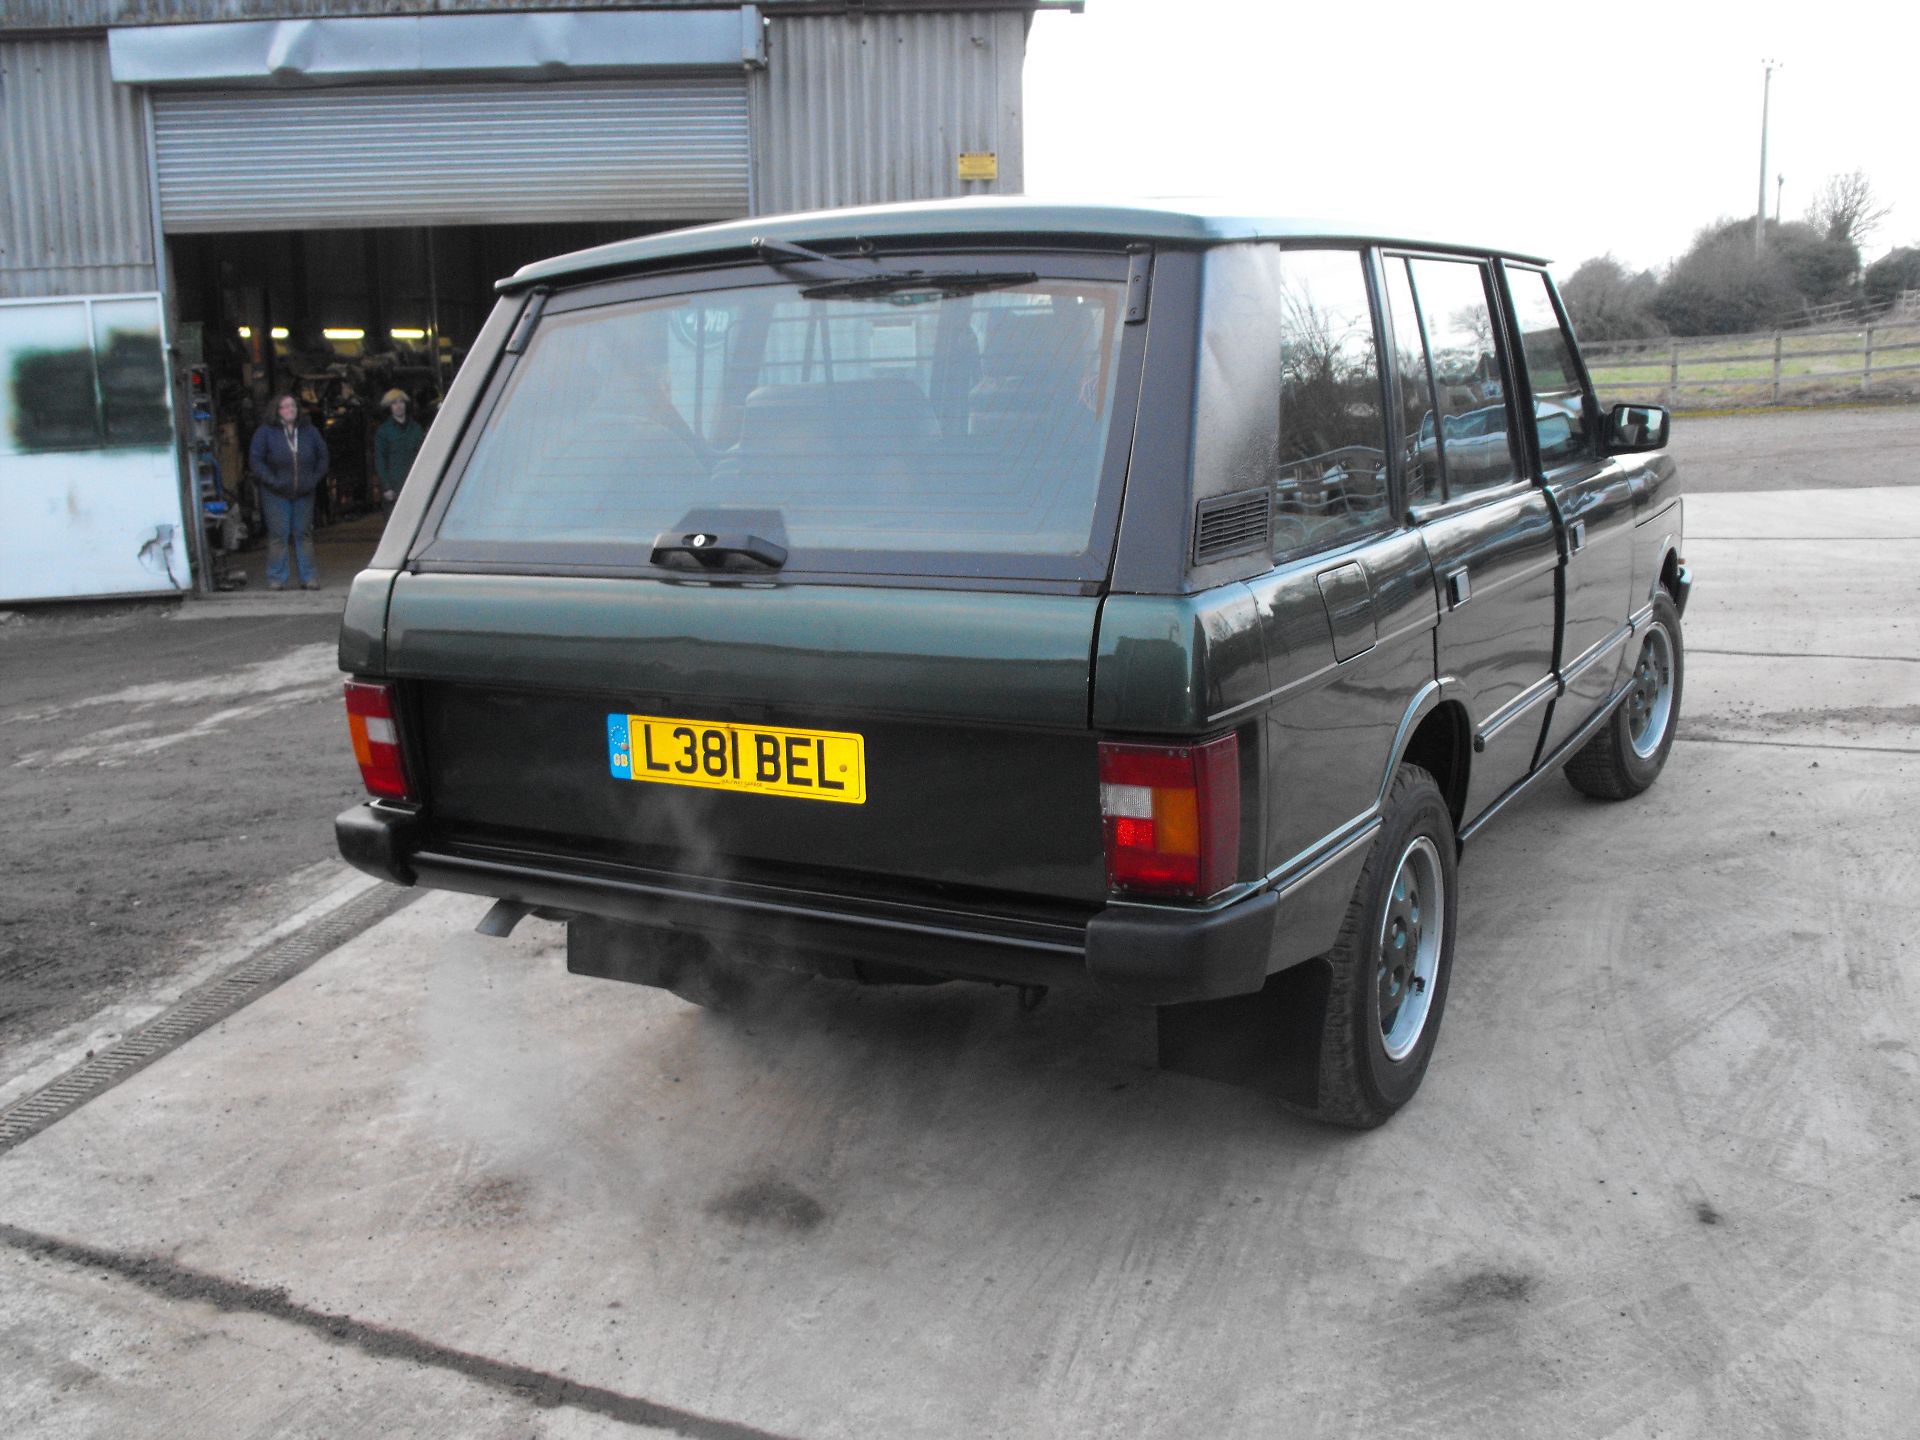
[
  {"left": 270, "top": 327, "right": 289, "bottom": 340},
  {"left": 389, "top": 327, "right": 428, "bottom": 340},
  {"left": 236, "top": 326, "right": 253, "bottom": 339},
  {"left": 323, "top": 328, "right": 366, "bottom": 341}
]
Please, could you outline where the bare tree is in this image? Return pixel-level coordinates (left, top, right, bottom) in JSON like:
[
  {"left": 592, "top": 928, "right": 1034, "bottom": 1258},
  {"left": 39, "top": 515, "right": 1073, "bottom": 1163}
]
[
  {"left": 1807, "top": 170, "right": 1892, "bottom": 247},
  {"left": 1276, "top": 281, "right": 1348, "bottom": 388}
]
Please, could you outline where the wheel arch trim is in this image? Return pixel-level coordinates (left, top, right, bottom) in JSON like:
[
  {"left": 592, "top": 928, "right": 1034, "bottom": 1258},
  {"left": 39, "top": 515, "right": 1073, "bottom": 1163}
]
[
  {"left": 1262, "top": 679, "right": 1470, "bottom": 885},
  {"left": 1383, "top": 677, "right": 1472, "bottom": 823}
]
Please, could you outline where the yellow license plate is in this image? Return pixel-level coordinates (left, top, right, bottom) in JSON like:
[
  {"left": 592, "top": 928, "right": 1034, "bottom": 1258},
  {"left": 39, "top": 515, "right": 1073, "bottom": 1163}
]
[{"left": 607, "top": 713, "right": 866, "bottom": 804}]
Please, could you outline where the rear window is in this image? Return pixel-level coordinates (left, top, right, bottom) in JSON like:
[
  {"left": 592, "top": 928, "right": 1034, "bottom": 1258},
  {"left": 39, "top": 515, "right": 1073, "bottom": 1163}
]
[{"left": 430, "top": 265, "right": 1130, "bottom": 579}]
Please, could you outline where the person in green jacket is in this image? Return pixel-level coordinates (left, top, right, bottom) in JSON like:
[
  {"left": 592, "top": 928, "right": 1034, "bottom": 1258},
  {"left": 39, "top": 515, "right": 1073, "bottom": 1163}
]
[{"left": 373, "top": 388, "right": 426, "bottom": 505}]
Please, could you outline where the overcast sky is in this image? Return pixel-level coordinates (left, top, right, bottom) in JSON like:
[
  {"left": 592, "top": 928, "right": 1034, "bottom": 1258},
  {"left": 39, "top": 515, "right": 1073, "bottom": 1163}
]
[{"left": 1024, "top": 0, "right": 1918, "bottom": 275}]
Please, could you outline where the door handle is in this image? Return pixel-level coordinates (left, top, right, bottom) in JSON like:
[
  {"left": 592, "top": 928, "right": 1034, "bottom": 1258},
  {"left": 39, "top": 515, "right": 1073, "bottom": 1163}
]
[
  {"left": 1445, "top": 566, "right": 1470, "bottom": 609},
  {"left": 1569, "top": 518, "right": 1588, "bottom": 553}
]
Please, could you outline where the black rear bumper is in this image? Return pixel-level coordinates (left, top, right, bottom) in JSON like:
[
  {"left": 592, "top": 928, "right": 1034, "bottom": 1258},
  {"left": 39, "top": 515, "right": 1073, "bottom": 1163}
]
[
  {"left": 336, "top": 801, "right": 421, "bottom": 884},
  {"left": 337, "top": 803, "right": 1277, "bottom": 1004}
]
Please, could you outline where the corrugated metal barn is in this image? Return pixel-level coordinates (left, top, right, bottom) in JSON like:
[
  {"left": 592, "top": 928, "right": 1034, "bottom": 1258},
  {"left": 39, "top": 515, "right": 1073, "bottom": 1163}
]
[{"left": 0, "top": 0, "right": 1071, "bottom": 601}]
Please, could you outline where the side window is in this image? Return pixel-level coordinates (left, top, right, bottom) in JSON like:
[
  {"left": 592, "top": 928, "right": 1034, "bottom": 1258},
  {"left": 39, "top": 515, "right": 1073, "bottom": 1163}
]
[
  {"left": 1405, "top": 257, "right": 1520, "bottom": 499},
  {"left": 1382, "top": 258, "right": 1440, "bottom": 507},
  {"left": 1272, "top": 248, "right": 1390, "bottom": 557},
  {"left": 1505, "top": 267, "right": 1595, "bottom": 468}
]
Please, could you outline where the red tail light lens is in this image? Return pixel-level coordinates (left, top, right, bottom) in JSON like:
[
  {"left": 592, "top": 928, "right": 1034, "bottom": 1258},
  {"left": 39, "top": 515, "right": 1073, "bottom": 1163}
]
[
  {"left": 343, "top": 680, "right": 413, "bottom": 801},
  {"left": 1097, "top": 733, "right": 1240, "bottom": 899}
]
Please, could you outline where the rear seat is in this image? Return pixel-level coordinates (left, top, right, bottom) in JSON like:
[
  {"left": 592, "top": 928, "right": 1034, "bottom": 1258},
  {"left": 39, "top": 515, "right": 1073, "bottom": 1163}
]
[{"left": 718, "top": 379, "right": 939, "bottom": 495}]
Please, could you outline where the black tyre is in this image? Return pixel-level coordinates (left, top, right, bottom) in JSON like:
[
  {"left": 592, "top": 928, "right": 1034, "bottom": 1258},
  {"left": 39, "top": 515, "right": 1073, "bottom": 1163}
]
[
  {"left": 1564, "top": 591, "right": 1683, "bottom": 801},
  {"left": 1306, "top": 763, "right": 1459, "bottom": 1129}
]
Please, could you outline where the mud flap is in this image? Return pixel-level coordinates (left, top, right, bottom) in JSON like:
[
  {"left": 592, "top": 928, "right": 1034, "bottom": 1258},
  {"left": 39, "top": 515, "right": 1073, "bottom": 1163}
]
[{"left": 1154, "top": 958, "right": 1331, "bottom": 1106}]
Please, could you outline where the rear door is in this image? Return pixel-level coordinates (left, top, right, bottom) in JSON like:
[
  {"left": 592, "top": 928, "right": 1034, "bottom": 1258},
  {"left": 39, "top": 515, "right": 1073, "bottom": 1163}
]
[{"left": 383, "top": 253, "right": 1143, "bottom": 915}]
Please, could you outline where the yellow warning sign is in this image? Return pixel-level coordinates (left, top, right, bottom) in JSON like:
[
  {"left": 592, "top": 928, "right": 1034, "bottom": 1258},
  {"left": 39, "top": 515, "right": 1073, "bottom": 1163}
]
[{"left": 957, "top": 152, "right": 999, "bottom": 182}]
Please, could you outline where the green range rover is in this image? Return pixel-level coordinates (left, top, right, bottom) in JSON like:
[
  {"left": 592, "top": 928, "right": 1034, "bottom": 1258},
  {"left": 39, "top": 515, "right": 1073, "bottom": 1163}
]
[{"left": 337, "top": 198, "right": 1689, "bottom": 1127}]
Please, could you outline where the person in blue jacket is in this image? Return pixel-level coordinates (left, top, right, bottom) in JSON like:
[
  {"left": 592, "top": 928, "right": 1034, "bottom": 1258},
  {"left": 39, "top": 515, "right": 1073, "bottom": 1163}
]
[{"left": 247, "top": 391, "right": 329, "bottom": 590}]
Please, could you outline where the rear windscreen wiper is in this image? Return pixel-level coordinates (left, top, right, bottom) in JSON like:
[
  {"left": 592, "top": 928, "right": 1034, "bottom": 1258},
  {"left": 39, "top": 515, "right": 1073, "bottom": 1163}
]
[
  {"left": 752, "top": 236, "right": 1034, "bottom": 302},
  {"left": 798, "top": 270, "right": 1038, "bottom": 303}
]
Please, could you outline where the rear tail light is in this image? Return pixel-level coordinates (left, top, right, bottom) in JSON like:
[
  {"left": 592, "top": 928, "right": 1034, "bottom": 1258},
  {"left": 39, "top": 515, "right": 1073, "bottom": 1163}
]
[
  {"left": 343, "top": 680, "right": 413, "bottom": 801},
  {"left": 1097, "top": 733, "right": 1240, "bottom": 899}
]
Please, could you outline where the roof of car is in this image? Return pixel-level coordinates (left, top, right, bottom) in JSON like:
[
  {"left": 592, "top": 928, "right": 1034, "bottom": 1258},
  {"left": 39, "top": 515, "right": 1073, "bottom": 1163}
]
[{"left": 500, "top": 196, "right": 1551, "bottom": 290}]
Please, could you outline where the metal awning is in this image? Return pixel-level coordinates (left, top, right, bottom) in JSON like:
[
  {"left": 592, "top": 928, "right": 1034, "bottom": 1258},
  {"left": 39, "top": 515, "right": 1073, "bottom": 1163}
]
[{"left": 109, "top": 8, "right": 765, "bottom": 88}]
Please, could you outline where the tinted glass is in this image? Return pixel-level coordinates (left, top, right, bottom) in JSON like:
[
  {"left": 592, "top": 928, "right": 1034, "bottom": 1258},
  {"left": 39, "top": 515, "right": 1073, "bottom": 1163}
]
[
  {"left": 1506, "top": 267, "right": 1593, "bottom": 468},
  {"left": 1382, "top": 259, "right": 1440, "bottom": 507},
  {"left": 439, "top": 278, "right": 1124, "bottom": 565},
  {"left": 1406, "top": 257, "right": 1519, "bottom": 498},
  {"left": 1273, "top": 249, "right": 1390, "bottom": 557}
]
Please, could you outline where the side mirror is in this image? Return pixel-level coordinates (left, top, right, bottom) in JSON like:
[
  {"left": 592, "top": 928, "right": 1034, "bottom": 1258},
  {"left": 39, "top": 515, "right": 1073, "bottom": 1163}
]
[{"left": 1606, "top": 402, "right": 1670, "bottom": 454}]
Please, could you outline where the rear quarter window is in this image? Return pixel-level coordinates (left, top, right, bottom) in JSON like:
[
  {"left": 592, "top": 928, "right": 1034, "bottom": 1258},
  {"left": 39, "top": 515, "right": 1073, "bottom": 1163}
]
[
  {"left": 1189, "top": 245, "right": 1391, "bottom": 573},
  {"left": 1272, "top": 248, "right": 1391, "bottom": 558}
]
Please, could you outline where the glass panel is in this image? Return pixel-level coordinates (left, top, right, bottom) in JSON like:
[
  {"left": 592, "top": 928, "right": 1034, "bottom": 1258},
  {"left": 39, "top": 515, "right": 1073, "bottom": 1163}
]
[
  {"left": 1382, "top": 259, "right": 1440, "bottom": 507},
  {"left": 439, "top": 277, "right": 1125, "bottom": 564},
  {"left": 92, "top": 298, "right": 172, "bottom": 448},
  {"left": 0, "top": 301, "right": 99, "bottom": 455},
  {"left": 1406, "top": 257, "right": 1519, "bottom": 498},
  {"left": 1273, "top": 249, "right": 1390, "bottom": 557},
  {"left": 1505, "top": 268, "right": 1593, "bottom": 468}
]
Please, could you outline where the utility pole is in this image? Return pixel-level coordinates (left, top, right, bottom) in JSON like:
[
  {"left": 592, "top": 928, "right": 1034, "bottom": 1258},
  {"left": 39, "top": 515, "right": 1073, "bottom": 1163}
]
[{"left": 1755, "top": 59, "right": 1780, "bottom": 255}]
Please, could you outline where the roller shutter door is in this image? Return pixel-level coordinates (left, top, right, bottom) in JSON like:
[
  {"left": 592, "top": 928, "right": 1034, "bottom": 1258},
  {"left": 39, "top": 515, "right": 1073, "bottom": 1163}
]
[{"left": 152, "top": 79, "right": 749, "bottom": 232}]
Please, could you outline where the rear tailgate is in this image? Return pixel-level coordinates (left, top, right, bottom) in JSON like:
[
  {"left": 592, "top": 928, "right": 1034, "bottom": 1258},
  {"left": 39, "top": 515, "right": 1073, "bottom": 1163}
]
[
  {"left": 359, "top": 252, "right": 1154, "bottom": 925},
  {"left": 385, "top": 571, "right": 1108, "bottom": 911}
]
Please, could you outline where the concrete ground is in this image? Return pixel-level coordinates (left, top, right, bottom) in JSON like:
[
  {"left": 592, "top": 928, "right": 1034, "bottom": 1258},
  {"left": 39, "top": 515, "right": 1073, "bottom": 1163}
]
[
  {"left": 1667, "top": 401, "right": 1920, "bottom": 492},
  {"left": 2, "top": 435, "right": 1918, "bottom": 1436},
  {"left": 0, "top": 512, "right": 386, "bottom": 1103}
]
